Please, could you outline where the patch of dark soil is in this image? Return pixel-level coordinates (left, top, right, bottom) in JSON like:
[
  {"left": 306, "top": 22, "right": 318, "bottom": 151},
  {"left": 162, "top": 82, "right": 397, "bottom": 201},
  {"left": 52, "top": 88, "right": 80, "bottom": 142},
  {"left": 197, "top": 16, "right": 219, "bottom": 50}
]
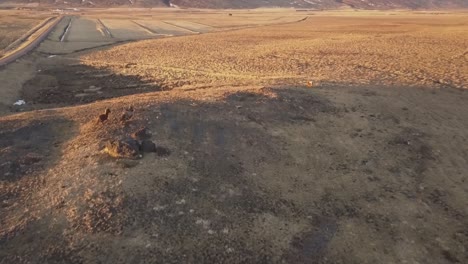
[
  {"left": 123, "top": 172, "right": 297, "bottom": 263},
  {"left": 20, "top": 63, "right": 161, "bottom": 110},
  {"left": 226, "top": 88, "right": 335, "bottom": 125},
  {"left": 155, "top": 146, "right": 171, "bottom": 156},
  {"left": 285, "top": 217, "right": 338, "bottom": 263},
  {"left": 426, "top": 188, "right": 464, "bottom": 221},
  {"left": 0, "top": 119, "right": 74, "bottom": 182},
  {"left": 140, "top": 140, "right": 156, "bottom": 153},
  {"left": 0, "top": 215, "right": 84, "bottom": 264},
  {"left": 0, "top": 117, "right": 77, "bottom": 248},
  {"left": 318, "top": 192, "right": 360, "bottom": 219},
  {"left": 112, "top": 91, "right": 333, "bottom": 262},
  {"left": 350, "top": 89, "right": 380, "bottom": 97},
  {"left": 441, "top": 249, "right": 460, "bottom": 263},
  {"left": 387, "top": 127, "right": 434, "bottom": 180}
]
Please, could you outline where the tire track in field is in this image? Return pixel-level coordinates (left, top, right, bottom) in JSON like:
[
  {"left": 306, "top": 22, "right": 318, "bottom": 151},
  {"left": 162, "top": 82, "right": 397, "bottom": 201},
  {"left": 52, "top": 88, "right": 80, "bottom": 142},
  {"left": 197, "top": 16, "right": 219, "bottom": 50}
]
[
  {"left": 162, "top": 21, "right": 200, "bottom": 34},
  {"left": 132, "top": 20, "right": 157, "bottom": 35},
  {"left": 97, "top": 19, "right": 113, "bottom": 38}
]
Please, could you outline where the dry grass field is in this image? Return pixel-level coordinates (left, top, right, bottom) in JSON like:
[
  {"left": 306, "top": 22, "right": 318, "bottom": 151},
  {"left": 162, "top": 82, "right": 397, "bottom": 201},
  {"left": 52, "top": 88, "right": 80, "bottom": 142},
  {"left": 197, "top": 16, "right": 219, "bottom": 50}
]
[
  {"left": 82, "top": 14, "right": 468, "bottom": 90},
  {"left": 0, "top": 10, "right": 50, "bottom": 51},
  {"left": 0, "top": 9, "right": 468, "bottom": 264}
]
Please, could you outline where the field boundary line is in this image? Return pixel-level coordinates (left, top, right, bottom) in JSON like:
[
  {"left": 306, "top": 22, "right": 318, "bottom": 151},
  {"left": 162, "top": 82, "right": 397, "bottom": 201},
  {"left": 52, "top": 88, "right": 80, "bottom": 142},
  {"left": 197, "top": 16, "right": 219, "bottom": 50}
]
[
  {"left": 182, "top": 20, "right": 217, "bottom": 29},
  {"left": 97, "top": 19, "right": 114, "bottom": 38},
  {"left": 162, "top": 21, "right": 200, "bottom": 34},
  {"left": 130, "top": 20, "right": 159, "bottom": 35}
]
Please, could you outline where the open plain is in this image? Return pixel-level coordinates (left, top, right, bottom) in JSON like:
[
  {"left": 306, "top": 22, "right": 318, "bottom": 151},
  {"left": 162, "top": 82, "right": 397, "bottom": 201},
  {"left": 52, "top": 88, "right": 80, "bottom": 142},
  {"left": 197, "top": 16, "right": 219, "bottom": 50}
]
[{"left": 0, "top": 8, "right": 467, "bottom": 264}]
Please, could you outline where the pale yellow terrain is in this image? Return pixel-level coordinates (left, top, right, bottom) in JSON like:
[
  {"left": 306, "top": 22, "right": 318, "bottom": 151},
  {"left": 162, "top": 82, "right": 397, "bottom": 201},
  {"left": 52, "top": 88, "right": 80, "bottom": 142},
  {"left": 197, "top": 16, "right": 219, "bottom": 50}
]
[{"left": 82, "top": 14, "right": 468, "bottom": 90}]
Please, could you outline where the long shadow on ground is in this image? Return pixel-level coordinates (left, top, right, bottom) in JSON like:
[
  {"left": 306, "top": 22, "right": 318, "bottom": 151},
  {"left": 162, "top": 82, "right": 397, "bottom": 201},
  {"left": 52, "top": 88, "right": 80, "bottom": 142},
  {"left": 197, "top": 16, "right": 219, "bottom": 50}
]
[
  {"left": 17, "top": 58, "right": 161, "bottom": 113},
  {"left": 0, "top": 116, "right": 78, "bottom": 261},
  {"left": 1, "top": 62, "right": 467, "bottom": 263}
]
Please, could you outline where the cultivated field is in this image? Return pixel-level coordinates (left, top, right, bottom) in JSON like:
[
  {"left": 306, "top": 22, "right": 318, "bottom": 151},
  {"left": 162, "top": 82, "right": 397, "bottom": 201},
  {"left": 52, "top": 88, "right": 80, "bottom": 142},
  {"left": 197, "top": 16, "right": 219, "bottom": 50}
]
[
  {"left": 37, "top": 9, "right": 306, "bottom": 54},
  {"left": 0, "top": 9, "right": 468, "bottom": 264}
]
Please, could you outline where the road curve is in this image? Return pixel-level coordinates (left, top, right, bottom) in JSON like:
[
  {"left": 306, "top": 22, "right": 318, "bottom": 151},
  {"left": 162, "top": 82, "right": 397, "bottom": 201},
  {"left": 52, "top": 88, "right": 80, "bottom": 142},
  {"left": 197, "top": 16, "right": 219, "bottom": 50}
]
[{"left": 0, "top": 16, "right": 64, "bottom": 67}]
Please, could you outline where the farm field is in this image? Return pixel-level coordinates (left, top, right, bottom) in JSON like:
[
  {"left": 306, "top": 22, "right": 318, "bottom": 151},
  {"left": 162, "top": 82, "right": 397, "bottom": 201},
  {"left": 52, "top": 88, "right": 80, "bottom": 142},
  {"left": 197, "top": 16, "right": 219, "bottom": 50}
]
[
  {"left": 0, "top": 10, "right": 50, "bottom": 52},
  {"left": 0, "top": 8, "right": 468, "bottom": 264},
  {"left": 36, "top": 10, "right": 307, "bottom": 54}
]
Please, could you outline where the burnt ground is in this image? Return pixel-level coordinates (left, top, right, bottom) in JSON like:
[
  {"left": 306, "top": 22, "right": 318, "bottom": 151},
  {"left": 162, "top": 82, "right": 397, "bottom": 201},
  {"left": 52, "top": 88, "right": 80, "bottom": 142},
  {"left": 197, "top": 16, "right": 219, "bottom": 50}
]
[
  {"left": 0, "top": 63, "right": 467, "bottom": 263},
  {"left": 17, "top": 55, "right": 163, "bottom": 112}
]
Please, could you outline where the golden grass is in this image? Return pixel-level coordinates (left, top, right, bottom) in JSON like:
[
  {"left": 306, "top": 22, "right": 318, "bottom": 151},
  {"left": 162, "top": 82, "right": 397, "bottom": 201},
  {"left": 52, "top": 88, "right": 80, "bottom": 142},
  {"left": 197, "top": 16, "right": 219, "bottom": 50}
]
[{"left": 82, "top": 14, "right": 468, "bottom": 89}]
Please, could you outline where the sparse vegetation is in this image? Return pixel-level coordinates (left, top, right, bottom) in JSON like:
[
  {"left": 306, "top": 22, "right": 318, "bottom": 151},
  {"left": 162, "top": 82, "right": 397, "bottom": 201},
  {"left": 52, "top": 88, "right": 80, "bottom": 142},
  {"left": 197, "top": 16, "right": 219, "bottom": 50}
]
[{"left": 83, "top": 14, "right": 468, "bottom": 90}]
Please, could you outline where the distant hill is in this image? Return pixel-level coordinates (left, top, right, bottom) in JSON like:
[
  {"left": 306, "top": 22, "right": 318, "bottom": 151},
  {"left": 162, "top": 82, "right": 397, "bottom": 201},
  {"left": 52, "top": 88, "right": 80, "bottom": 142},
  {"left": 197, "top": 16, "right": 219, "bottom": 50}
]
[
  {"left": 1, "top": 0, "right": 467, "bottom": 9},
  {"left": 169, "top": 0, "right": 468, "bottom": 9}
]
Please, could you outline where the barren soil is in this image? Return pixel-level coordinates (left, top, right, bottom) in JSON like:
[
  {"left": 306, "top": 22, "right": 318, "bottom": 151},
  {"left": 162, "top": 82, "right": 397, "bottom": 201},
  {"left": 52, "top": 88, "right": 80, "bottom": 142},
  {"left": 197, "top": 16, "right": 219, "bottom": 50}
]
[{"left": 0, "top": 10, "right": 467, "bottom": 264}]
